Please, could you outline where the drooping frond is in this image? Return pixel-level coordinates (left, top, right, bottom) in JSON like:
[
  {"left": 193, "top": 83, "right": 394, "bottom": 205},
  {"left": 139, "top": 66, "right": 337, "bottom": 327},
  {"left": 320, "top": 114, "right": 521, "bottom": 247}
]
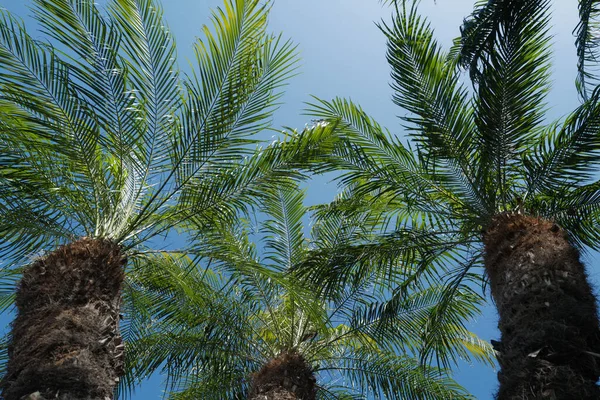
[
  {"left": 341, "top": 277, "right": 492, "bottom": 368},
  {"left": 534, "top": 180, "right": 600, "bottom": 250},
  {"left": 457, "top": 0, "right": 544, "bottom": 79},
  {"left": 318, "top": 350, "right": 472, "bottom": 400},
  {"left": 298, "top": 224, "right": 461, "bottom": 298},
  {"left": 523, "top": 87, "right": 600, "bottom": 197},
  {"left": 0, "top": 12, "right": 101, "bottom": 256}
]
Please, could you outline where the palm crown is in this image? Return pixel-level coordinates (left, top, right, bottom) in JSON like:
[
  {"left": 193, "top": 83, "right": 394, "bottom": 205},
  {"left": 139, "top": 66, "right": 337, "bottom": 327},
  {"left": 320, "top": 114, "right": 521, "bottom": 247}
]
[
  {"left": 0, "top": 0, "right": 300, "bottom": 318},
  {"left": 123, "top": 180, "right": 493, "bottom": 399},
  {"left": 297, "top": 0, "right": 600, "bottom": 291},
  {"left": 0, "top": 0, "right": 299, "bottom": 265}
]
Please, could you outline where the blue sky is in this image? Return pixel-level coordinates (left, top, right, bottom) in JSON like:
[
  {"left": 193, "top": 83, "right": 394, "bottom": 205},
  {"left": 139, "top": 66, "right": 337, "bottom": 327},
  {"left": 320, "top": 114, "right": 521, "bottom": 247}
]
[{"left": 0, "top": 0, "right": 595, "bottom": 399}]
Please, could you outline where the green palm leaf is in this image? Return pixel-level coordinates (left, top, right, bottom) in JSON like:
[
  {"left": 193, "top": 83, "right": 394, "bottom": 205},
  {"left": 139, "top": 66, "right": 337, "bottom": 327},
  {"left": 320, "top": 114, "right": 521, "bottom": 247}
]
[
  {"left": 125, "top": 181, "right": 489, "bottom": 399},
  {"left": 576, "top": 0, "right": 600, "bottom": 99}
]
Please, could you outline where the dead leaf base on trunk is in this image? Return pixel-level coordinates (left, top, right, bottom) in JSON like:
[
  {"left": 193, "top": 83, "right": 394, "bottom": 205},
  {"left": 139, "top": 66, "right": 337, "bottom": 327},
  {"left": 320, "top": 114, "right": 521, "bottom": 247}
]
[
  {"left": 248, "top": 351, "right": 316, "bottom": 400},
  {"left": 484, "top": 214, "right": 600, "bottom": 399},
  {"left": 1, "top": 238, "right": 126, "bottom": 400}
]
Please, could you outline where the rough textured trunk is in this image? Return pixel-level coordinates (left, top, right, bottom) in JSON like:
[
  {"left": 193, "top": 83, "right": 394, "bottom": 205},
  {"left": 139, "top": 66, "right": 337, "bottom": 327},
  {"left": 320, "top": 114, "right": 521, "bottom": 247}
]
[
  {"left": 483, "top": 214, "right": 600, "bottom": 399},
  {"left": 1, "top": 238, "right": 126, "bottom": 400},
  {"left": 248, "top": 351, "right": 316, "bottom": 400}
]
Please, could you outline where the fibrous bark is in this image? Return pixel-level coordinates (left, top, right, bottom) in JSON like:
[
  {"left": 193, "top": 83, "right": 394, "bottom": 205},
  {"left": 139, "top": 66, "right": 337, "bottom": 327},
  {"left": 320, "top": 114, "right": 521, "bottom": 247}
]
[
  {"left": 1, "top": 238, "right": 126, "bottom": 400},
  {"left": 248, "top": 351, "right": 316, "bottom": 400},
  {"left": 483, "top": 214, "right": 600, "bottom": 399}
]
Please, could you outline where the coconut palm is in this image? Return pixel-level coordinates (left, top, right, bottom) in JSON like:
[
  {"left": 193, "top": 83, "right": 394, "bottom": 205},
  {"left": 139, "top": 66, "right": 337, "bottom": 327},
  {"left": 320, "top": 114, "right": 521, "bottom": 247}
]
[
  {"left": 124, "top": 180, "right": 493, "bottom": 399},
  {"left": 0, "top": 0, "right": 301, "bottom": 398},
  {"left": 294, "top": 0, "right": 600, "bottom": 398}
]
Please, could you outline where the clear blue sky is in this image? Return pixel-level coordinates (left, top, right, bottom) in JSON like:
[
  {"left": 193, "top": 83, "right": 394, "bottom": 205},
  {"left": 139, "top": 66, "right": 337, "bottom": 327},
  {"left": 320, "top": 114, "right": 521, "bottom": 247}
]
[{"left": 0, "top": 0, "right": 594, "bottom": 399}]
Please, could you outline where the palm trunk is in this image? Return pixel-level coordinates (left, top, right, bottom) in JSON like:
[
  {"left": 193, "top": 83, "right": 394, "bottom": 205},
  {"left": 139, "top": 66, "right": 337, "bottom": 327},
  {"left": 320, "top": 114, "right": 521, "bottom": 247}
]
[
  {"left": 483, "top": 214, "right": 600, "bottom": 399},
  {"left": 1, "top": 238, "right": 126, "bottom": 400},
  {"left": 248, "top": 351, "right": 316, "bottom": 400}
]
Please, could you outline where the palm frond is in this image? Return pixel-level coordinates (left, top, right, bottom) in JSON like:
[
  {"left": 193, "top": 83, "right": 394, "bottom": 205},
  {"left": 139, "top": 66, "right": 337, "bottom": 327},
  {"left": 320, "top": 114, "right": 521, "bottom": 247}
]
[
  {"left": 532, "top": 180, "right": 600, "bottom": 250},
  {"left": 0, "top": 334, "right": 9, "bottom": 379},
  {"left": 0, "top": 266, "right": 20, "bottom": 315},
  {"left": 576, "top": 0, "right": 600, "bottom": 100},
  {"left": 174, "top": 0, "right": 297, "bottom": 185},
  {"left": 460, "top": 0, "right": 553, "bottom": 212},
  {"left": 0, "top": 9, "right": 105, "bottom": 237},
  {"left": 155, "top": 121, "right": 339, "bottom": 250},
  {"left": 297, "top": 223, "right": 464, "bottom": 300},
  {"left": 109, "top": 0, "right": 181, "bottom": 172},
  {"left": 123, "top": 180, "right": 484, "bottom": 398},
  {"left": 380, "top": 2, "right": 487, "bottom": 216},
  {"left": 318, "top": 350, "right": 472, "bottom": 400},
  {"left": 305, "top": 97, "right": 464, "bottom": 224},
  {"left": 31, "top": 0, "right": 133, "bottom": 143},
  {"left": 381, "top": 1, "right": 476, "bottom": 166},
  {"left": 121, "top": 251, "right": 256, "bottom": 396},
  {"left": 30, "top": 0, "right": 143, "bottom": 237},
  {"left": 346, "top": 273, "right": 492, "bottom": 369},
  {"left": 261, "top": 182, "right": 307, "bottom": 269},
  {"left": 523, "top": 88, "right": 600, "bottom": 198}
]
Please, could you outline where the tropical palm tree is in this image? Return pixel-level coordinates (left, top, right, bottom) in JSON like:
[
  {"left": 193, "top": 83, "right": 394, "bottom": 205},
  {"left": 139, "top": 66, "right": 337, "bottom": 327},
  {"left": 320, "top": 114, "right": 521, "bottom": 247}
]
[
  {"left": 294, "top": 0, "right": 600, "bottom": 398},
  {"left": 124, "top": 180, "right": 493, "bottom": 399},
  {"left": 0, "top": 0, "right": 300, "bottom": 398}
]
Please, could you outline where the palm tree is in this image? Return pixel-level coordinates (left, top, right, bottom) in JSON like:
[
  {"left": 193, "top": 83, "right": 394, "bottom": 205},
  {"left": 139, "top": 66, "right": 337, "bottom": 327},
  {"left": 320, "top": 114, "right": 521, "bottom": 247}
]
[
  {"left": 123, "top": 180, "right": 493, "bottom": 399},
  {"left": 0, "top": 0, "right": 300, "bottom": 398},
  {"left": 294, "top": 1, "right": 600, "bottom": 398}
]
